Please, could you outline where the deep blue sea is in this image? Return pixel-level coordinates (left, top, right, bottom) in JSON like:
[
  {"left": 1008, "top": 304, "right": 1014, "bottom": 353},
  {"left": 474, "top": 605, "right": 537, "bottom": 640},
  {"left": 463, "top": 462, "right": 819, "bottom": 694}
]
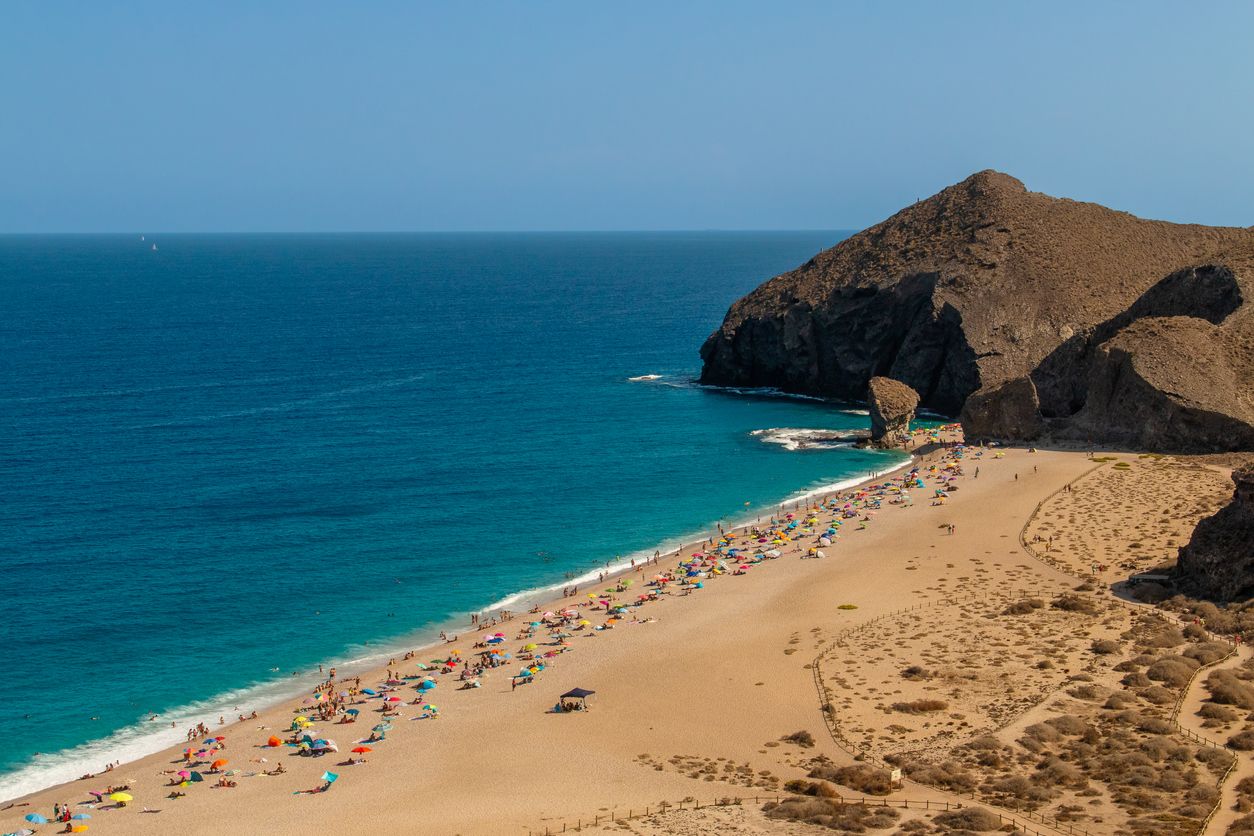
[{"left": 0, "top": 231, "right": 908, "bottom": 799}]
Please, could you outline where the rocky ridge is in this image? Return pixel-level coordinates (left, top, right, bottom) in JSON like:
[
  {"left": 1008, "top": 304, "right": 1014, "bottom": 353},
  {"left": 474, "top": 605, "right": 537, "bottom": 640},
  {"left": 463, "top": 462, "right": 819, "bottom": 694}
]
[
  {"left": 699, "top": 171, "right": 1254, "bottom": 452},
  {"left": 1175, "top": 466, "right": 1254, "bottom": 601}
]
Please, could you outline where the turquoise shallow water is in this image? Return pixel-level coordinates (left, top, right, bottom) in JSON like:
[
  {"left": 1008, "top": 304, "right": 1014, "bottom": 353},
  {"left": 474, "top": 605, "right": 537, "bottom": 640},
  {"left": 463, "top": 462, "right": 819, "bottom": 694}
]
[{"left": 0, "top": 231, "right": 907, "bottom": 798}]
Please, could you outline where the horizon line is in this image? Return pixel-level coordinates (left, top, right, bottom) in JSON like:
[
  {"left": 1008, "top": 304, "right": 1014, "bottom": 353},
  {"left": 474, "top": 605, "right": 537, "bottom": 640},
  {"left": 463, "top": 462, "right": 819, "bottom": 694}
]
[{"left": 0, "top": 228, "right": 858, "bottom": 236}]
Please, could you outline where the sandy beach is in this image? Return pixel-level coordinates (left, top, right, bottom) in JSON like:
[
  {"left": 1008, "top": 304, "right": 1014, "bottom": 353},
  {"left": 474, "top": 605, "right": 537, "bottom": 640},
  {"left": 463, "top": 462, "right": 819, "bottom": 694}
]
[{"left": 3, "top": 438, "right": 1242, "bottom": 836}]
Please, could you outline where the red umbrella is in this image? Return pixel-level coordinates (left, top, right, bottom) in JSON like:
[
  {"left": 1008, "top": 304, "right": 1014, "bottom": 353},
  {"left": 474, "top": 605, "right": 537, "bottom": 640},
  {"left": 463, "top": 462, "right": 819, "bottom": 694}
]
[{"left": 351, "top": 746, "right": 372, "bottom": 754}]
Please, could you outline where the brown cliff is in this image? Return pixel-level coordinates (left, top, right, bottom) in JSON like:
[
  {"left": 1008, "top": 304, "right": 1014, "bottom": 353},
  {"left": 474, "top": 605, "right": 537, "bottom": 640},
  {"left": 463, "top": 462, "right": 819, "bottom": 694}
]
[
  {"left": 1175, "top": 466, "right": 1254, "bottom": 601},
  {"left": 699, "top": 171, "right": 1254, "bottom": 452}
]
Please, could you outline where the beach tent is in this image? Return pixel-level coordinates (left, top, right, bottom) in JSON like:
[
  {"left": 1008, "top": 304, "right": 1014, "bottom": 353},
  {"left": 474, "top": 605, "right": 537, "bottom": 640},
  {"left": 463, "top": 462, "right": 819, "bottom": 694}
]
[{"left": 559, "top": 687, "right": 596, "bottom": 710}]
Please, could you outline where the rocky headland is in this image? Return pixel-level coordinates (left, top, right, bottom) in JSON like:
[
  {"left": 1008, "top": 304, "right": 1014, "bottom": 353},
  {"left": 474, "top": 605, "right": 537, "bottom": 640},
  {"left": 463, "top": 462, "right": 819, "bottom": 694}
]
[{"left": 699, "top": 171, "right": 1254, "bottom": 453}]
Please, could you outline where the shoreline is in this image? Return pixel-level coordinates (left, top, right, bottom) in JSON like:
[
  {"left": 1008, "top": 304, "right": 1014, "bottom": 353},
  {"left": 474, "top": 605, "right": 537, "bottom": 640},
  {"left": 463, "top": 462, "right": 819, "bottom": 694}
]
[{"left": 0, "top": 450, "right": 917, "bottom": 804}]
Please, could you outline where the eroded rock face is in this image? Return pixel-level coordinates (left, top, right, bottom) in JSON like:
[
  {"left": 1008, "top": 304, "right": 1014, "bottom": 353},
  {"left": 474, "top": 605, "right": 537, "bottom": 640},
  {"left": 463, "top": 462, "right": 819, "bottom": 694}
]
[
  {"left": 959, "top": 377, "right": 1045, "bottom": 441},
  {"left": 867, "top": 377, "right": 919, "bottom": 447},
  {"left": 699, "top": 170, "right": 1254, "bottom": 452},
  {"left": 1175, "top": 466, "right": 1254, "bottom": 601}
]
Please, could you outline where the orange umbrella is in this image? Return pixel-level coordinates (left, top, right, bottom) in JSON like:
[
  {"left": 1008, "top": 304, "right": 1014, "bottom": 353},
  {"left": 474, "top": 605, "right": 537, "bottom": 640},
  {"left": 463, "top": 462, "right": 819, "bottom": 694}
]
[
  {"left": 351, "top": 746, "right": 372, "bottom": 753},
  {"left": 267, "top": 736, "right": 282, "bottom": 747},
  {"left": 211, "top": 759, "right": 228, "bottom": 769}
]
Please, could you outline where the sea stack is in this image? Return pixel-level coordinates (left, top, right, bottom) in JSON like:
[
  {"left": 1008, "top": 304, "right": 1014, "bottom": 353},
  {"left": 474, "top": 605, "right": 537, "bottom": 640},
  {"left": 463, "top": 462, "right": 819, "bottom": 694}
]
[
  {"left": 867, "top": 376, "right": 919, "bottom": 448},
  {"left": 699, "top": 170, "right": 1254, "bottom": 452},
  {"left": 1175, "top": 466, "right": 1254, "bottom": 601}
]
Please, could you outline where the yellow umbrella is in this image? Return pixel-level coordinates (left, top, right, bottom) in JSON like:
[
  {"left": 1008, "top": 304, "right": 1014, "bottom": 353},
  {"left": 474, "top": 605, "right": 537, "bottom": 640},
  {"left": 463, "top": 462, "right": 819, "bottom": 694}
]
[
  {"left": 522, "top": 643, "right": 537, "bottom": 651},
  {"left": 109, "top": 792, "right": 133, "bottom": 802}
]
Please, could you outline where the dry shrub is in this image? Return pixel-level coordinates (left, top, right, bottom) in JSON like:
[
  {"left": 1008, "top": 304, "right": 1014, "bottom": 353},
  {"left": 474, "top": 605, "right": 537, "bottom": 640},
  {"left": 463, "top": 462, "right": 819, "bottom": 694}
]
[
  {"left": 783, "top": 730, "right": 815, "bottom": 747},
  {"left": 1035, "top": 756, "right": 1085, "bottom": 788},
  {"left": 1002, "top": 598, "right": 1044, "bottom": 615},
  {"left": 1229, "top": 730, "right": 1254, "bottom": 751},
  {"left": 1207, "top": 670, "right": 1254, "bottom": 708},
  {"left": 890, "top": 699, "right": 948, "bottom": 714},
  {"left": 1051, "top": 593, "right": 1098, "bottom": 615},
  {"left": 808, "top": 763, "right": 892, "bottom": 796},
  {"left": 900, "top": 665, "right": 931, "bottom": 681},
  {"left": 931, "top": 806, "right": 1004, "bottom": 831},
  {"left": 763, "top": 797, "right": 899, "bottom": 831},
  {"left": 1183, "top": 641, "right": 1231, "bottom": 666},
  {"left": 1138, "top": 686, "right": 1175, "bottom": 705},
  {"left": 983, "top": 773, "right": 1057, "bottom": 807},
  {"left": 1197, "top": 703, "right": 1238, "bottom": 721},
  {"left": 905, "top": 760, "right": 977, "bottom": 792},
  {"left": 1091, "top": 638, "right": 1121, "bottom": 654},
  {"left": 1195, "top": 746, "right": 1236, "bottom": 773},
  {"left": 1187, "top": 602, "right": 1240, "bottom": 634},
  {"left": 1139, "top": 627, "right": 1186, "bottom": 648},
  {"left": 1183, "top": 623, "right": 1209, "bottom": 640},
  {"left": 1121, "top": 671, "right": 1152, "bottom": 688},
  {"left": 1104, "top": 693, "right": 1135, "bottom": 709},
  {"left": 1068, "top": 683, "right": 1104, "bottom": 701},
  {"left": 1146, "top": 659, "right": 1196, "bottom": 688},
  {"left": 1045, "top": 715, "right": 1091, "bottom": 736},
  {"left": 1230, "top": 814, "right": 1254, "bottom": 835},
  {"left": 964, "top": 735, "right": 1002, "bottom": 750}
]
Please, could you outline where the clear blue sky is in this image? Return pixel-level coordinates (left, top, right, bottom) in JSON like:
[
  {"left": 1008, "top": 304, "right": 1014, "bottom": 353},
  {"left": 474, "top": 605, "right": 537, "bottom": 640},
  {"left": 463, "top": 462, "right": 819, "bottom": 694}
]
[{"left": 3, "top": 2, "right": 1251, "bottom": 232}]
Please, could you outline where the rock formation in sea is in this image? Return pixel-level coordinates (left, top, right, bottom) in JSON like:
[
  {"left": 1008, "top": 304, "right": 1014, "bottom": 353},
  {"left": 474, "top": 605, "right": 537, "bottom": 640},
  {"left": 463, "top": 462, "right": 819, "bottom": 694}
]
[
  {"left": 867, "top": 376, "right": 919, "bottom": 447},
  {"left": 699, "top": 171, "right": 1254, "bottom": 452},
  {"left": 1175, "top": 466, "right": 1254, "bottom": 601}
]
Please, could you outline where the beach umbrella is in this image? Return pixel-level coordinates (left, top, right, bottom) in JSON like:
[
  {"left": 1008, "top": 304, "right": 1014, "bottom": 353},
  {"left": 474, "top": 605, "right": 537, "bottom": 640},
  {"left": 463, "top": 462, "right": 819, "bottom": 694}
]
[
  {"left": 522, "top": 643, "right": 538, "bottom": 651},
  {"left": 212, "top": 759, "right": 228, "bottom": 769},
  {"left": 24, "top": 814, "right": 48, "bottom": 824},
  {"left": 418, "top": 680, "right": 436, "bottom": 690},
  {"left": 422, "top": 704, "right": 438, "bottom": 712},
  {"left": 109, "top": 792, "right": 133, "bottom": 802},
  {"left": 345, "top": 708, "right": 359, "bottom": 715},
  {"left": 71, "top": 814, "right": 91, "bottom": 820},
  {"left": 177, "top": 770, "right": 190, "bottom": 778},
  {"left": 189, "top": 771, "right": 204, "bottom": 782},
  {"left": 361, "top": 688, "right": 378, "bottom": 696},
  {"left": 321, "top": 771, "right": 339, "bottom": 783},
  {"left": 386, "top": 696, "right": 401, "bottom": 702},
  {"left": 267, "top": 735, "right": 282, "bottom": 747},
  {"left": 351, "top": 746, "right": 372, "bottom": 753}
]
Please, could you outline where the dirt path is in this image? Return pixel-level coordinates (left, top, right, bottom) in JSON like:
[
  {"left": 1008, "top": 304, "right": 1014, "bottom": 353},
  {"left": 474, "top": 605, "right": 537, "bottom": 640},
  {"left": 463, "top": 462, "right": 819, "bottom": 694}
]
[{"left": 1174, "top": 645, "right": 1254, "bottom": 835}]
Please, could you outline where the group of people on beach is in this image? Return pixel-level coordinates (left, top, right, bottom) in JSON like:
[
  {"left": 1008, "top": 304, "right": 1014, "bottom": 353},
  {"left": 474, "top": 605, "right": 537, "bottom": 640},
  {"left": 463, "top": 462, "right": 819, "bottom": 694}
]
[{"left": 10, "top": 424, "right": 979, "bottom": 830}]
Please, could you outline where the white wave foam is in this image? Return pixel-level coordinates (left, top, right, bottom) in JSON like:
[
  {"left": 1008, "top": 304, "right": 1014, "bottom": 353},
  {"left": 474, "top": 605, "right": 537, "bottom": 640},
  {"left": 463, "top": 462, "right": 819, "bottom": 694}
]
[
  {"left": 626, "top": 374, "right": 663, "bottom": 381},
  {"left": 0, "top": 677, "right": 312, "bottom": 803},
  {"left": 750, "top": 427, "right": 865, "bottom": 451}
]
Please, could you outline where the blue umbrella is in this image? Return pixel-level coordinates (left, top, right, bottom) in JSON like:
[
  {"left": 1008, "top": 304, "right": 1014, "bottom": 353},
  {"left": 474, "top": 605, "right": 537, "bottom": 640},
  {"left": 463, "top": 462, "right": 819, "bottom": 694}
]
[
  {"left": 321, "top": 771, "right": 338, "bottom": 783},
  {"left": 345, "top": 708, "right": 360, "bottom": 716},
  {"left": 361, "top": 688, "right": 378, "bottom": 696},
  {"left": 72, "top": 814, "right": 92, "bottom": 820},
  {"left": 418, "top": 680, "right": 436, "bottom": 690},
  {"left": 24, "top": 815, "right": 48, "bottom": 824}
]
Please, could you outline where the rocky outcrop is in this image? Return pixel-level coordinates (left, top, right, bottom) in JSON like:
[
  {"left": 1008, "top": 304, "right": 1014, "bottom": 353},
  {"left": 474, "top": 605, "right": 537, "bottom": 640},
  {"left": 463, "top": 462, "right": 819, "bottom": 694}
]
[
  {"left": 867, "top": 377, "right": 919, "bottom": 447},
  {"left": 699, "top": 171, "right": 1254, "bottom": 452},
  {"left": 960, "top": 377, "right": 1044, "bottom": 441},
  {"left": 1175, "top": 466, "right": 1254, "bottom": 601}
]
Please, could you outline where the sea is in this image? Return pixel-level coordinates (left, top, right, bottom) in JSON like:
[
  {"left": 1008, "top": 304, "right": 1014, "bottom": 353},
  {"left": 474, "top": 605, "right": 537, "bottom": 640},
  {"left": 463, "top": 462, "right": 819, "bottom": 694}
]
[{"left": 0, "top": 231, "right": 913, "bottom": 800}]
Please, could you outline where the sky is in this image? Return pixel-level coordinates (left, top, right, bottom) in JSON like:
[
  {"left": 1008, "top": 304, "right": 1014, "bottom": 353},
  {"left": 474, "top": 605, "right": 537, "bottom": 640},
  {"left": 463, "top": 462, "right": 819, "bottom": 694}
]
[{"left": 2, "top": 2, "right": 1252, "bottom": 232}]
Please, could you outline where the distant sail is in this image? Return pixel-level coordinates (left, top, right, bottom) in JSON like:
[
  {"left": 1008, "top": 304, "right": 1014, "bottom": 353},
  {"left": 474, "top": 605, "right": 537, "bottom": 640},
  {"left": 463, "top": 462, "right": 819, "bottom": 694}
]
[{"left": 152, "top": 244, "right": 158, "bottom": 251}]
